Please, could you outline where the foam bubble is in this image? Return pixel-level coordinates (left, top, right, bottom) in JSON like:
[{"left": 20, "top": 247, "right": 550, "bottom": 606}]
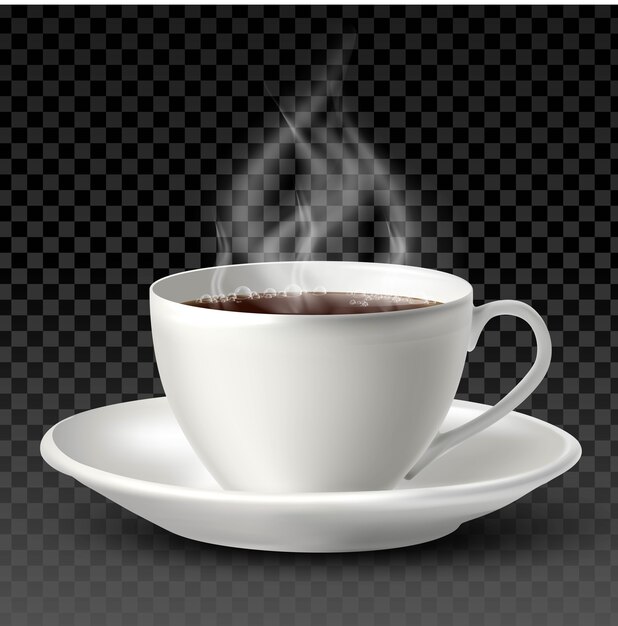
[
  {"left": 311, "top": 286, "right": 327, "bottom": 296},
  {"left": 263, "top": 287, "right": 277, "bottom": 298},
  {"left": 234, "top": 286, "right": 252, "bottom": 300},
  {"left": 250, "top": 291, "right": 260, "bottom": 299},
  {"left": 284, "top": 284, "right": 303, "bottom": 297},
  {"left": 349, "top": 299, "right": 357, "bottom": 305},
  {"left": 198, "top": 294, "right": 213, "bottom": 304},
  {"left": 361, "top": 301, "right": 369, "bottom": 307}
]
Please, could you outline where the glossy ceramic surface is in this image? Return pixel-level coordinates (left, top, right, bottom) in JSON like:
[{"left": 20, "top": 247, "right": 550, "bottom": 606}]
[
  {"left": 150, "top": 262, "right": 550, "bottom": 492},
  {"left": 41, "top": 397, "right": 581, "bottom": 553}
]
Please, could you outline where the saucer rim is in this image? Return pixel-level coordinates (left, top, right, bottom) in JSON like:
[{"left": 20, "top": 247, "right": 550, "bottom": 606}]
[{"left": 40, "top": 397, "right": 582, "bottom": 504}]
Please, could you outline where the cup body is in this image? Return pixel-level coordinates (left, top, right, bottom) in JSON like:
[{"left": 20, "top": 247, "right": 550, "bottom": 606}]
[{"left": 150, "top": 261, "right": 473, "bottom": 493}]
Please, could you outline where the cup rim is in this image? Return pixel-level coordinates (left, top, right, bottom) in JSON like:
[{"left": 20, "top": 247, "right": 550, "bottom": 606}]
[{"left": 150, "top": 261, "right": 473, "bottom": 319}]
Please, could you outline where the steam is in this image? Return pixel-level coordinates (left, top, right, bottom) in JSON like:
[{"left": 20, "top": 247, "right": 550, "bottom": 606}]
[
  {"left": 294, "top": 191, "right": 316, "bottom": 261},
  {"left": 215, "top": 35, "right": 413, "bottom": 266}
]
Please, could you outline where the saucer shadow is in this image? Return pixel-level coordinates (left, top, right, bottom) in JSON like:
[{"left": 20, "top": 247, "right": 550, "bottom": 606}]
[
  {"left": 73, "top": 482, "right": 571, "bottom": 564},
  {"left": 105, "top": 495, "right": 568, "bottom": 563}
]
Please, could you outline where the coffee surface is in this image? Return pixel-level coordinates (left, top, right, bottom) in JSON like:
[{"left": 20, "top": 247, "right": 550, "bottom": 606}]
[{"left": 183, "top": 291, "right": 442, "bottom": 315}]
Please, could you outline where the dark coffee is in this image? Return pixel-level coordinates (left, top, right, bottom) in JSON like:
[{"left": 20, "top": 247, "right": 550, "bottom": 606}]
[{"left": 183, "top": 290, "right": 441, "bottom": 315}]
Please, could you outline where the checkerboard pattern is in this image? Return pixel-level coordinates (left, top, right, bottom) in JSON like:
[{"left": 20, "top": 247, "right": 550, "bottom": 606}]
[{"left": 1, "top": 5, "right": 616, "bottom": 625}]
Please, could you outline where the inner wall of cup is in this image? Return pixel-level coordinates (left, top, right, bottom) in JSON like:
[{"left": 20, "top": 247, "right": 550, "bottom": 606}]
[{"left": 151, "top": 262, "right": 472, "bottom": 304}]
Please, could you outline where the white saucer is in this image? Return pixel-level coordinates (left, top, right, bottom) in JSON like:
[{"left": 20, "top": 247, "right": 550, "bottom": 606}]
[{"left": 41, "top": 397, "right": 581, "bottom": 553}]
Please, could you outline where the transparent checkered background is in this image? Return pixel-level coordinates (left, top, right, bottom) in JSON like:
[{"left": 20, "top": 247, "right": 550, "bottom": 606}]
[{"left": 1, "top": 5, "right": 616, "bottom": 625}]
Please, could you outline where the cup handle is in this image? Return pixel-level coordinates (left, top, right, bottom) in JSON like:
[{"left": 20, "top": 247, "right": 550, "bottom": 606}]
[{"left": 405, "top": 300, "right": 552, "bottom": 480}]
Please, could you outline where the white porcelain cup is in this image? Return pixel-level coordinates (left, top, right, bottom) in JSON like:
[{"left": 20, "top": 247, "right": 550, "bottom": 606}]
[{"left": 150, "top": 261, "right": 551, "bottom": 493}]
